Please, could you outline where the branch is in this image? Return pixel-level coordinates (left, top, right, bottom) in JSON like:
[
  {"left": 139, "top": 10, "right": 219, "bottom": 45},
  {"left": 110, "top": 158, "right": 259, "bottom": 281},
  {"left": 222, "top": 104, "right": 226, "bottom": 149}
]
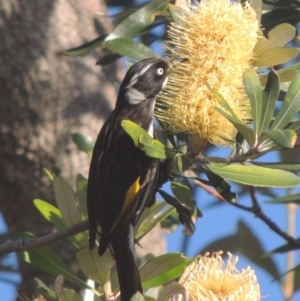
[
  {"left": 0, "top": 220, "right": 89, "bottom": 256},
  {"left": 237, "top": 186, "right": 300, "bottom": 248},
  {"left": 187, "top": 150, "right": 300, "bottom": 248}
]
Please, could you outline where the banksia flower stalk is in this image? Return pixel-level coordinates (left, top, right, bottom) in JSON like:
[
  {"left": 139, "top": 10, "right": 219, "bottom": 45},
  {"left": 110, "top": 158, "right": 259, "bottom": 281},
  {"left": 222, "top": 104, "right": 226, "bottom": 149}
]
[
  {"left": 157, "top": 0, "right": 259, "bottom": 147},
  {"left": 180, "top": 252, "right": 260, "bottom": 301}
]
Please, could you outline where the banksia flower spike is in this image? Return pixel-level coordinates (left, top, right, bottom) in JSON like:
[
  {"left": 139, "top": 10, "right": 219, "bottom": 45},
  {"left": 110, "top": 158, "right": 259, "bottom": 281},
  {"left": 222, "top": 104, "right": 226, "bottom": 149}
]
[
  {"left": 180, "top": 252, "right": 260, "bottom": 301},
  {"left": 157, "top": 0, "right": 259, "bottom": 147}
]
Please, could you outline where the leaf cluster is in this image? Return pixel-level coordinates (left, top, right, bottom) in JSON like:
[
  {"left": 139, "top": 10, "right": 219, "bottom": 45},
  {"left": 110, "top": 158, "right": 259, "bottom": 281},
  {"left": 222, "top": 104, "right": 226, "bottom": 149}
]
[{"left": 19, "top": 173, "right": 193, "bottom": 301}]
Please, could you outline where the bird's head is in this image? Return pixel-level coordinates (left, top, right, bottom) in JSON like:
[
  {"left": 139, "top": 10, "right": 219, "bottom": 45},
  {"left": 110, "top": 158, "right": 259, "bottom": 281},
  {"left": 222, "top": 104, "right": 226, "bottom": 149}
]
[{"left": 116, "top": 58, "right": 169, "bottom": 107}]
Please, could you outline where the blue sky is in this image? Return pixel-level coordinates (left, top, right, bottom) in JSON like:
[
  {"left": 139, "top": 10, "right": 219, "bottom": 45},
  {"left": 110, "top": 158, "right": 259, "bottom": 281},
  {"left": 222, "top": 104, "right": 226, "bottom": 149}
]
[{"left": 0, "top": 213, "right": 21, "bottom": 301}]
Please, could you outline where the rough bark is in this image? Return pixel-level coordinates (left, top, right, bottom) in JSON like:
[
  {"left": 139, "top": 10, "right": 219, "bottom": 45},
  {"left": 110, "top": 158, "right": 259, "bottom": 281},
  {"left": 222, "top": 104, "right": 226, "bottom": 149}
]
[{"left": 0, "top": 0, "right": 122, "bottom": 297}]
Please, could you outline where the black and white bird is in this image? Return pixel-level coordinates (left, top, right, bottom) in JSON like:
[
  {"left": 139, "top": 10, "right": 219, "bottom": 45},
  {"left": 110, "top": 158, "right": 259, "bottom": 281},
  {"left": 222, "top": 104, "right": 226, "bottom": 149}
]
[{"left": 87, "top": 58, "right": 169, "bottom": 301}]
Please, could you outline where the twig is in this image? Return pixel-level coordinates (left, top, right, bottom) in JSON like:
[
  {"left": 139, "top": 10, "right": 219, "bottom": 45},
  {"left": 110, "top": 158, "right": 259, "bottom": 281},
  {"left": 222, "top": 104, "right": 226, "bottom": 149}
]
[
  {"left": 222, "top": 186, "right": 300, "bottom": 248},
  {"left": 187, "top": 150, "right": 300, "bottom": 248},
  {"left": 0, "top": 220, "right": 89, "bottom": 256},
  {"left": 247, "top": 186, "right": 300, "bottom": 248}
]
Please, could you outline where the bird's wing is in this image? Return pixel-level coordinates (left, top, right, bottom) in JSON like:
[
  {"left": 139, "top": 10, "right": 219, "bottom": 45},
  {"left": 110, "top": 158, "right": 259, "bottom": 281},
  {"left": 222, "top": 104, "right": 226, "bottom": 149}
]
[{"left": 87, "top": 111, "right": 158, "bottom": 255}]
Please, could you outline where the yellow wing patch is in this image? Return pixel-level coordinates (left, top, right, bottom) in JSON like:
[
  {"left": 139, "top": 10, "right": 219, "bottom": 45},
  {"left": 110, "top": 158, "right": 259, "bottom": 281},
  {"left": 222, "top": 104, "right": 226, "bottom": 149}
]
[
  {"left": 125, "top": 177, "right": 141, "bottom": 209},
  {"left": 109, "top": 177, "right": 141, "bottom": 234}
]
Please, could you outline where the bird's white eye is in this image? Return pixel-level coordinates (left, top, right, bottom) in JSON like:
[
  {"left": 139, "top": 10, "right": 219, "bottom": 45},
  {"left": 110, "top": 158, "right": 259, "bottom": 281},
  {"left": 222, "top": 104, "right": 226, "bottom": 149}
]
[{"left": 157, "top": 68, "right": 164, "bottom": 76}]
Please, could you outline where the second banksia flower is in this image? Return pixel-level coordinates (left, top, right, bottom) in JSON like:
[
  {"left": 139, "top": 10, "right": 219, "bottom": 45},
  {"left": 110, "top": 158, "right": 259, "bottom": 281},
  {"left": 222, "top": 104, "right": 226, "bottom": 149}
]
[{"left": 180, "top": 252, "right": 260, "bottom": 301}]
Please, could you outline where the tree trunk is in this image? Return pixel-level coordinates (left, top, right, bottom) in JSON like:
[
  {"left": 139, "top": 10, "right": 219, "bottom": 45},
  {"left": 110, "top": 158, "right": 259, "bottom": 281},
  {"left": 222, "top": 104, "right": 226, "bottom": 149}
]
[{"left": 0, "top": 0, "right": 122, "bottom": 297}]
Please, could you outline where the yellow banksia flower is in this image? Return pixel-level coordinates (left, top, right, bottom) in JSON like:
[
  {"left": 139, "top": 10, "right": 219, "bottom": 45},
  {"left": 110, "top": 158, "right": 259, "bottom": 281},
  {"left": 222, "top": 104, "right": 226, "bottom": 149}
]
[
  {"left": 180, "top": 252, "right": 260, "bottom": 301},
  {"left": 157, "top": 0, "right": 259, "bottom": 147}
]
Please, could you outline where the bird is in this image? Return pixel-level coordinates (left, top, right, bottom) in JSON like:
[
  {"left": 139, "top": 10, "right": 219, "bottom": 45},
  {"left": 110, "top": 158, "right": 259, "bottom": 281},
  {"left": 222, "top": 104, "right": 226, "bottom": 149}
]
[{"left": 87, "top": 58, "right": 169, "bottom": 301}]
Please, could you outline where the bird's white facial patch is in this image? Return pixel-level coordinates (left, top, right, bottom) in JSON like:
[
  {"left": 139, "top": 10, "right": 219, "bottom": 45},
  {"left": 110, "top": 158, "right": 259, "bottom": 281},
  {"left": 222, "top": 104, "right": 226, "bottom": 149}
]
[
  {"left": 126, "top": 63, "right": 152, "bottom": 89},
  {"left": 147, "top": 100, "right": 156, "bottom": 138},
  {"left": 148, "top": 123, "right": 154, "bottom": 138},
  {"left": 126, "top": 88, "right": 146, "bottom": 104},
  {"left": 138, "top": 63, "right": 152, "bottom": 78}
]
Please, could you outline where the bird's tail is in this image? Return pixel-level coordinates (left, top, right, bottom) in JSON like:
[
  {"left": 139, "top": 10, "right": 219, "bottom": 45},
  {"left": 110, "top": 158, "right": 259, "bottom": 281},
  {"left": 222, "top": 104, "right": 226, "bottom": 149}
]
[{"left": 110, "top": 224, "right": 142, "bottom": 301}]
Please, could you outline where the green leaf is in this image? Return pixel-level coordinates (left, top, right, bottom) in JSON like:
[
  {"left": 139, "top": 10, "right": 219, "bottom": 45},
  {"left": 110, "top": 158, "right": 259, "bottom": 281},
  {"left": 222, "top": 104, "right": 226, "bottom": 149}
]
[
  {"left": 171, "top": 180, "right": 194, "bottom": 209},
  {"left": 160, "top": 211, "right": 180, "bottom": 234},
  {"left": 76, "top": 174, "right": 88, "bottom": 219},
  {"left": 236, "top": 221, "right": 281, "bottom": 280},
  {"left": 64, "top": 35, "right": 107, "bottom": 57},
  {"left": 140, "top": 253, "right": 192, "bottom": 289},
  {"left": 260, "top": 63, "right": 300, "bottom": 85},
  {"left": 103, "top": 38, "right": 157, "bottom": 62},
  {"left": 140, "top": 133, "right": 175, "bottom": 159},
  {"left": 263, "top": 238, "right": 300, "bottom": 256},
  {"left": 276, "top": 62, "right": 300, "bottom": 77},
  {"left": 121, "top": 120, "right": 175, "bottom": 159},
  {"left": 175, "top": 154, "right": 183, "bottom": 174},
  {"left": 158, "top": 189, "right": 202, "bottom": 236},
  {"left": 251, "top": 162, "right": 300, "bottom": 171},
  {"left": 71, "top": 132, "right": 94, "bottom": 155},
  {"left": 260, "top": 68, "right": 298, "bottom": 86},
  {"left": 53, "top": 177, "right": 82, "bottom": 227},
  {"left": 33, "top": 199, "right": 65, "bottom": 230},
  {"left": 157, "top": 283, "right": 188, "bottom": 301},
  {"left": 294, "top": 265, "right": 300, "bottom": 293},
  {"left": 255, "top": 47, "right": 299, "bottom": 67},
  {"left": 158, "top": 190, "right": 197, "bottom": 236},
  {"left": 278, "top": 69, "right": 298, "bottom": 83},
  {"left": 289, "top": 119, "right": 300, "bottom": 134},
  {"left": 44, "top": 168, "right": 54, "bottom": 181},
  {"left": 76, "top": 247, "right": 112, "bottom": 287},
  {"left": 165, "top": 132, "right": 178, "bottom": 150},
  {"left": 260, "top": 70, "right": 279, "bottom": 131},
  {"left": 53, "top": 177, "right": 88, "bottom": 248},
  {"left": 105, "top": 0, "right": 170, "bottom": 41},
  {"left": 209, "top": 85, "right": 238, "bottom": 118},
  {"left": 215, "top": 107, "right": 255, "bottom": 146},
  {"left": 202, "top": 169, "right": 237, "bottom": 203},
  {"left": 268, "top": 265, "right": 300, "bottom": 291},
  {"left": 33, "top": 199, "right": 85, "bottom": 249},
  {"left": 135, "top": 201, "right": 175, "bottom": 241},
  {"left": 208, "top": 164, "right": 300, "bottom": 187},
  {"left": 61, "top": 289, "right": 82, "bottom": 301},
  {"left": 257, "top": 132, "right": 278, "bottom": 152},
  {"left": 253, "top": 23, "right": 296, "bottom": 56},
  {"left": 130, "top": 292, "right": 145, "bottom": 301},
  {"left": 264, "top": 194, "right": 300, "bottom": 204},
  {"left": 122, "top": 119, "right": 147, "bottom": 147},
  {"left": 271, "top": 72, "right": 300, "bottom": 130},
  {"left": 265, "top": 129, "right": 297, "bottom": 148},
  {"left": 243, "top": 69, "right": 262, "bottom": 138},
  {"left": 19, "top": 233, "right": 87, "bottom": 288},
  {"left": 35, "top": 278, "right": 57, "bottom": 301}
]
